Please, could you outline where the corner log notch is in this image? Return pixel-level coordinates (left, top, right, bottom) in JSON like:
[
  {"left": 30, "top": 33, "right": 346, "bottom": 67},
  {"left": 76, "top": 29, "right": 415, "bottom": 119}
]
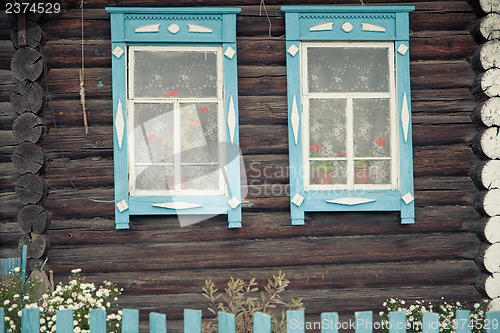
[
  {"left": 8, "top": 3, "right": 52, "bottom": 292},
  {"left": 470, "top": 0, "right": 500, "bottom": 310}
]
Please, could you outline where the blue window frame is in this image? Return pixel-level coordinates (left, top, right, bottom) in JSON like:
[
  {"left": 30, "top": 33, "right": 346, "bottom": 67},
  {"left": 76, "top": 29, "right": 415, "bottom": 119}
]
[
  {"left": 281, "top": 6, "right": 415, "bottom": 225},
  {"left": 106, "top": 8, "right": 242, "bottom": 230}
]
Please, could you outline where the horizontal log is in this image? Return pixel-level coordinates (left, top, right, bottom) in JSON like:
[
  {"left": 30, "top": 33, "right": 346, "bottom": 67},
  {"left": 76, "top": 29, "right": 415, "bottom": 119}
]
[
  {"left": 0, "top": 204, "right": 479, "bottom": 246},
  {"left": 45, "top": 232, "right": 477, "bottom": 273},
  {"left": 66, "top": 260, "right": 478, "bottom": 296},
  {"left": 0, "top": 40, "right": 16, "bottom": 70}
]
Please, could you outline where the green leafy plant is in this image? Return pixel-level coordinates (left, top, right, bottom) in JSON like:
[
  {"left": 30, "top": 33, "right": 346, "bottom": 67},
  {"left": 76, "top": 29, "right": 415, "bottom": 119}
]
[
  {"left": 379, "top": 298, "right": 491, "bottom": 333},
  {"left": 354, "top": 151, "right": 374, "bottom": 169},
  {"left": 310, "top": 161, "right": 336, "bottom": 174},
  {"left": 201, "top": 271, "right": 304, "bottom": 333}
]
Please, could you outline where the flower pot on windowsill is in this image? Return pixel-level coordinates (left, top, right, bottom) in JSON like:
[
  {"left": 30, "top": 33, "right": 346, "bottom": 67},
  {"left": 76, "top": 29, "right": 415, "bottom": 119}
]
[
  {"left": 166, "top": 176, "right": 189, "bottom": 190},
  {"left": 314, "top": 168, "right": 334, "bottom": 185},
  {"left": 354, "top": 168, "right": 370, "bottom": 184}
]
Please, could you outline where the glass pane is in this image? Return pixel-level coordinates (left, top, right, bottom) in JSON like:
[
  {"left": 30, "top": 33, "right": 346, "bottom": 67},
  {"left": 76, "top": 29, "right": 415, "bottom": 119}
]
[
  {"left": 353, "top": 98, "right": 391, "bottom": 158},
  {"left": 134, "top": 103, "right": 174, "bottom": 164},
  {"left": 309, "top": 99, "right": 347, "bottom": 158},
  {"left": 134, "top": 50, "right": 218, "bottom": 98},
  {"left": 307, "top": 47, "right": 389, "bottom": 93},
  {"left": 181, "top": 165, "right": 219, "bottom": 191},
  {"left": 310, "top": 160, "right": 347, "bottom": 185},
  {"left": 180, "top": 103, "right": 219, "bottom": 164},
  {"left": 135, "top": 165, "right": 173, "bottom": 191},
  {"left": 354, "top": 160, "right": 391, "bottom": 185}
]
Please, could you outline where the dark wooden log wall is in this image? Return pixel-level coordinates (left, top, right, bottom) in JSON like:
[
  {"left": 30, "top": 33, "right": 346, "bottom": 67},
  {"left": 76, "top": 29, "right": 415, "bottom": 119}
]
[{"left": 0, "top": 0, "right": 486, "bottom": 330}]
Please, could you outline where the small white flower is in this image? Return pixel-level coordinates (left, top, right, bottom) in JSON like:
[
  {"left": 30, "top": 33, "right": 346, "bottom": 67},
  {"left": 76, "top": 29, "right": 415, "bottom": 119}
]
[
  {"left": 4, "top": 300, "right": 10, "bottom": 305},
  {"left": 13, "top": 294, "right": 19, "bottom": 298},
  {"left": 71, "top": 268, "right": 82, "bottom": 274},
  {"left": 14, "top": 267, "right": 20, "bottom": 272},
  {"left": 379, "top": 311, "right": 384, "bottom": 316}
]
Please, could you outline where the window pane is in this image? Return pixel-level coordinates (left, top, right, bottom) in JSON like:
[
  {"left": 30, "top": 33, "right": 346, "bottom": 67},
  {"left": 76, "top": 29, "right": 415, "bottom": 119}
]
[
  {"left": 309, "top": 99, "right": 347, "bottom": 158},
  {"left": 310, "top": 160, "right": 347, "bottom": 185},
  {"left": 180, "top": 103, "right": 219, "bottom": 164},
  {"left": 181, "top": 165, "right": 219, "bottom": 191},
  {"left": 134, "top": 103, "right": 174, "bottom": 164},
  {"left": 134, "top": 50, "right": 218, "bottom": 98},
  {"left": 307, "top": 47, "right": 389, "bottom": 93},
  {"left": 353, "top": 98, "right": 391, "bottom": 158},
  {"left": 135, "top": 165, "right": 173, "bottom": 191},
  {"left": 354, "top": 160, "right": 391, "bottom": 185}
]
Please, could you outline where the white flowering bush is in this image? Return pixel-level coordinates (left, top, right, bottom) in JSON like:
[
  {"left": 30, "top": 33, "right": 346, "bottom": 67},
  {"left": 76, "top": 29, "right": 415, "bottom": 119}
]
[
  {"left": 0, "top": 267, "right": 40, "bottom": 332},
  {"left": 379, "top": 298, "right": 491, "bottom": 333},
  {"left": 1, "top": 268, "right": 123, "bottom": 333}
]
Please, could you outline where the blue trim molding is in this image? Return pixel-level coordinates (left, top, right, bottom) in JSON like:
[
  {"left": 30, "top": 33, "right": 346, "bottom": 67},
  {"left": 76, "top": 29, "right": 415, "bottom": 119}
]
[
  {"left": 282, "top": 6, "right": 415, "bottom": 225},
  {"left": 106, "top": 8, "right": 242, "bottom": 229}
]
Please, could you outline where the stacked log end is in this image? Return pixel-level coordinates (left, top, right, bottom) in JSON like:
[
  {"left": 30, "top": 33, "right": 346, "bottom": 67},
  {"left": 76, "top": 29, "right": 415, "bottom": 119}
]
[
  {"left": 470, "top": 0, "right": 500, "bottom": 310},
  {"left": 9, "top": 8, "right": 51, "bottom": 288}
]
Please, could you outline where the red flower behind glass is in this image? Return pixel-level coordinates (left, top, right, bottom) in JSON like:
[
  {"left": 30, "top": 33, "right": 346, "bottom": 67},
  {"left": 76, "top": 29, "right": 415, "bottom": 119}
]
[{"left": 376, "top": 138, "right": 386, "bottom": 147}]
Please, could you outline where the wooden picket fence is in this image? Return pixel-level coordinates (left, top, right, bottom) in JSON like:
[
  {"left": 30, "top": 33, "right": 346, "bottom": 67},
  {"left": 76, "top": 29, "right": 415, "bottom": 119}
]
[{"left": 1, "top": 307, "right": 499, "bottom": 333}]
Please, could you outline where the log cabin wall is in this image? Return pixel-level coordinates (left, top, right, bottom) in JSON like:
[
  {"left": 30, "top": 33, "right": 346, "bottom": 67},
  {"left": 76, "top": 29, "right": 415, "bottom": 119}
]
[{"left": 0, "top": 0, "right": 488, "bottom": 330}]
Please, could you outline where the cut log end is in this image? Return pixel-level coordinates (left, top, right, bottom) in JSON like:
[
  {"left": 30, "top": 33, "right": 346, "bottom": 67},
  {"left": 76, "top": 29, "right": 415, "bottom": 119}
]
[
  {"left": 11, "top": 46, "right": 44, "bottom": 82},
  {"left": 475, "top": 189, "right": 500, "bottom": 217},
  {"left": 19, "top": 233, "right": 49, "bottom": 259},
  {"left": 12, "top": 142, "right": 45, "bottom": 174},
  {"left": 471, "top": 41, "right": 500, "bottom": 73},
  {"left": 473, "top": 160, "right": 500, "bottom": 190},
  {"left": 472, "top": 69, "right": 500, "bottom": 99},
  {"left": 16, "top": 173, "right": 47, "bottom": 205},
  {"left": 471, "top": 13, "right": 500, "bottom": 43},
  {"left": 17, "top": 204, "right": 50, "bottom": 234},
  {"left": 472, "top": 127, "right": 500, "bottom": 160},
  {"left": 12, "top": 112, "right": 45, "bottom": 143},
  {"left": 10, "top": 80, "right": 45, "bottom": 115},
  {"left": 471, "top": 0, "right": 500, "bottom": 16},
  {"left": 472, "top": 97, "right": 500, "bottom": 128}
]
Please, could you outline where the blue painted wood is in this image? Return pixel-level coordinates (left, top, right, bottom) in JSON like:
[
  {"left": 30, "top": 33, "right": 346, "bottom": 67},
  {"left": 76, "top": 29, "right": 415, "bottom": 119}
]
[
  {"left": 355, "top": 311, "right": 372, "bottom": 333},
  {"left": 21, "top": 308, "right": 40, "bottom": 333},
  {"left": 422, "top": 312, "right": 439, "bottom": 333},
  {"left": 0, "top": 246, "right": 27, "bottom": 281},
  {"left": 321, "top": 312, "right": 339, "bottom": 333},
  {"left": 253, "top": 312, "right": 271, "bottom": 333},
  {"left": 218, "top": 312, "right": 235, "bottom": 333},
  {"left": 122, "top": 309, "right": 139, "bottom": 333},
  {"left": 282, "top": 6, "right": 414, "bottom": 225},
  {"left": 485, "top": 311, "right": 500, "bottom": 333},
  {"left": 184, "top": 309, "right": 202, "bottom": 333},
  {"left": 455, "top": 310, "right": 472, "bottom": 333},
  {"left": 107, "top": 8, "right": 241, "bottom": 229},
  {"left": 20, "top": 245, "right": 27, "bottom": 282},
  {"left": 0, "top": 307, "right": 4, "bottom": 333},
  {"left": 389, "top": 311, "right": 406, "bottom": 333},
  {"left": 149, "top": 312, "right": 167, "bottom": 333},
  {"left": 89, "top": 309, "right": 107, "bottom": 333},
  {"left": 287, "top": 310, "right": 305, "bottom": 333},
  {"left": 56, "top": 309, "right": 73, "bottom": 333}
]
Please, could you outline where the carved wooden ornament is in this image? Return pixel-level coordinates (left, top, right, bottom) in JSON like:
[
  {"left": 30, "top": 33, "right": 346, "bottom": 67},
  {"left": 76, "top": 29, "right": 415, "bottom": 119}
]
[
  {"left": 112, "top": 46, "right": 124, "bottom": 59},
  {"left": 309, "top": 22, "right": 334, "bottom": 31},
  {"left": 116, "top": 200, "right": 129, "bottom": 212},
  {"left": 227, "top": 95, "right": 236, "bottom": 145},
  {"left": 188, "top": 24, "right": 212, "bottom": 33},
  {"left": 287, "top": 44, "right": 299, "bottom": 57},
  {"left": 401, "top": 93, "right": 410, "bottom": 143},
  {"left": 115, "top": 99, "right": 125, "bottom": 149},
  {"left": 228, "top": 196, "right": 240, "bottom": 209},
  {"left": 135, "top": 24, "right": 160, "bottom": 33},
  {"left": 326, "top": 198, "right": 376, "bottom": 205},
  {"left": 153, "top": 202, "right": 204, "bottom": 210},
  {"left": 291, "top": 95, "right": 300, "bottom": 144},
  {"left": 292, "top": 194, "right": 304, "bottom": 207},
  {"left": 361, "top": 23, "right": 386, "bottom": 32}
]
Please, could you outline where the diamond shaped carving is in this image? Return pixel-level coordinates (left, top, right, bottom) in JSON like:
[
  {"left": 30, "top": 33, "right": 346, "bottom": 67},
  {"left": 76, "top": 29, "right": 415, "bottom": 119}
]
[
  {"left": 287, "top": 44, "right": 299, "bottom": 57},
  {"left": 224, "top": 47, "right": 236, "bottom": 59},
  {"left": 228, "top": 196, "right": 240, "bottom": 209},
  {"left": 227, "top": 95, "right": 236, "bottom": 145},
  {"left": 116, "top": 200, "right": 128, "bottom": 212},
  {"left": 112, "top": 46, "right": 124, "bottom": 59},
  {"left": 397, "top": 44, "right": 409, "bottom": 55},
  {"left": 342, "top": 22, "right": 353, "bottom": 32},
  {"left": 292, "top": 194, "right": 304, "bottom": 207},
  {"left": 115, "top": 99, "right": 125, "bottom": 149},
  {"left": 402, "top": 193, "right": 414, "bottom": 205},
  {"left": 291, "top": 95, "right": 300, "bottom": 144}
]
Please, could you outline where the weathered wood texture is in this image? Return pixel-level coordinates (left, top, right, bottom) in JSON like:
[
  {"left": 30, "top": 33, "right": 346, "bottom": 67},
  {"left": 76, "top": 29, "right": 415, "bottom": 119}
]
[{"left": 0, "top": 0, "right": 485, "bottom": 324}]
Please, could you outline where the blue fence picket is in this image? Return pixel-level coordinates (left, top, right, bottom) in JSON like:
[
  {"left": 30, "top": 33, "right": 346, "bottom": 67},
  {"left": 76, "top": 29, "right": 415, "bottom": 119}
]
[
  {"left": 253, "top": 312, "right": 271, "bottom": 333},
  {"left": 122, "top": 309, "right": 139, "bottom": 333},
  {"left": 455, "top": 310, "right": 471, "bottom": 333},
  {"left": 184, "top": 309, "right": 202, "bottom": 333},
  {"left": 56, "top": 309, "right": 74, "bottom": 333},
  {"left": 218, "top": 312, "right": 235, "bottom": 333},
  {"left": 423, "top": 311, "right": 439, "bottom": 333},
  {"left": 21, "top": 308, "right": 40, "bottom": 333},
  {"left": 321, "top": 312, "right": 338, "bottom": 333},
  {"left": 0, "top": 307, "right": 4, "bottom": 333},
  {"left": 89, "top": 308, "right": 107, "bottom": 333},
  {"left": 486, "top": 311, "right": 500, "bottom": 333},
  {"left": 355, "top": 311, "right": 372, "bottom": 333},
  {"left": 287, "top": 310, "right": 305, "bottom": 333},
  {"left": 389, "top": 311, "right": 406, "bottom": 333},
  {"left": 150, "top": 312, "right": 167, "bottom": 333}
]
